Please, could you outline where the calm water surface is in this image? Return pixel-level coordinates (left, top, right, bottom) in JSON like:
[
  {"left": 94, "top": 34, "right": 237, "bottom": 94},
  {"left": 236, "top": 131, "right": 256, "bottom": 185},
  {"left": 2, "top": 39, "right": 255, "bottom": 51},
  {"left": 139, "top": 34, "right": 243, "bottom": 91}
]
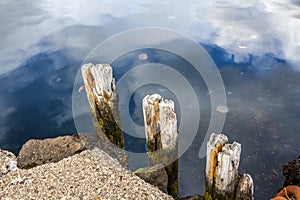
[{"left": 1, "top": 1, "right": 300, "bottom": 199}]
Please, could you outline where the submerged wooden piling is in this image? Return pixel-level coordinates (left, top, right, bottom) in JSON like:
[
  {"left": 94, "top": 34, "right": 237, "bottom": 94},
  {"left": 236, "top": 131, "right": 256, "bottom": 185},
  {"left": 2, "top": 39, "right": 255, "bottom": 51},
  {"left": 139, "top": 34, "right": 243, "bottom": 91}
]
[
  {"left": 236, "top": 174, "right": 254, "bottom": 200},
  {"left": 205, "top": 133, "right": 254, "bottom": 200},
  {"left": 81, "top": 63, "right": 124, "bottom": 149},
  {"left": 142, "top": 94, "right": 179, "bottom": 199}
]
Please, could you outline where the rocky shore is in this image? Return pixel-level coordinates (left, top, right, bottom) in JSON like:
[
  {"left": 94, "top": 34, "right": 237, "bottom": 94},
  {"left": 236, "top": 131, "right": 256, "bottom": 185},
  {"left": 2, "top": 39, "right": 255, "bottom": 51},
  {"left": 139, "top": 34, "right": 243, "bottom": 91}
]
[
  {"left": 0, "top": 148, "right": 173, "bottom": 199},
  {"left": 1, "top": 132, "right": 299, "bottom": 199},
  {"left": 0, "top": 133, "right": 174, "bottom": 200}
]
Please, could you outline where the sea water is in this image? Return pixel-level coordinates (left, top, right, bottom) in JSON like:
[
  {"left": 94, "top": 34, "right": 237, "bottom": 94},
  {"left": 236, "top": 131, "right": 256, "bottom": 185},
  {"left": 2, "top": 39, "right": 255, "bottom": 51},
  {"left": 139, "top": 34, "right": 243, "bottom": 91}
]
[{"left": 1, "top": 1, "right": 300, "bottom": 199}]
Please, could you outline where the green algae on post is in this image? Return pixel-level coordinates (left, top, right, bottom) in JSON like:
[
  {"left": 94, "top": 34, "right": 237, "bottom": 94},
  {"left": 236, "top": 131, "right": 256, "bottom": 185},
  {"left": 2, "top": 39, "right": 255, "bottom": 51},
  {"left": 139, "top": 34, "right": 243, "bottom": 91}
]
[
  {"left": 142, "top": 94, "right": 179, "bottom": 199},
  {"left": 205, "top": 133, "right": 254, "bottom": 200},
  {"left": 81, "top": 63, "right": 124, "bottom": 149}
]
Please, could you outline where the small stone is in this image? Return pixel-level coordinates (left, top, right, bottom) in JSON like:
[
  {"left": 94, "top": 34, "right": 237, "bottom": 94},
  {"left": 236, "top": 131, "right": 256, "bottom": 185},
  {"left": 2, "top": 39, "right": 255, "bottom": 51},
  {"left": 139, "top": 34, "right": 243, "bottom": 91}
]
[
  {"left": 7, "top": 160, "right": 17, "bottom": 171},
  {"left": 0, "top": 149, "right": 17, "bottom": 176}
]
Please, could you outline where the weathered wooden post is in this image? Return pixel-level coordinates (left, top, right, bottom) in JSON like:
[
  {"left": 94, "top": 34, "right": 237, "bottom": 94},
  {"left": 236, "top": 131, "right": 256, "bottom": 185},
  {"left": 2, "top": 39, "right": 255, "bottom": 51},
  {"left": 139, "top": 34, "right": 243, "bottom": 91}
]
[
  {"left": 235, "top": 174, "right": 254, "bottom": 200},
  {"left": 81, "top": 63, "right": 124, "bottom": 149},
  {"left": 205, "top": 133, "right": 254, "bottom": 200},
  {"left": 142, "top": 94, "right": 179, "bottom": 199}
]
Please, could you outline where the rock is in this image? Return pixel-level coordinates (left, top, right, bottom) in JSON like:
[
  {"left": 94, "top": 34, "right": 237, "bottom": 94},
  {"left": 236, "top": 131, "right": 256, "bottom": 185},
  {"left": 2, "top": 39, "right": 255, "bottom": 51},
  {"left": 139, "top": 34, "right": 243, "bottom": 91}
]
[
  {"left": 283, "top": 155, "right": 300, "bottom": 187},
  {"left": 0, "top": 149, "right": 17, "bottom": 176},
  {"left": 134, "top": 163, "right": 168, "bottom": 193},
  {"left": 17, "top": 134, "right": 86, "bottom": 169},
  {"left": 78, "top": 133, "right": 128, "bottom": 169},
  {"left": 1, "top": 149, "right": 174, "bottom": 199},
  {"left": 179, "top": 194, "right": 204, "bottom": 200},
  {"left": 271, "top": 185, "right": 300, "bottom": 200}
]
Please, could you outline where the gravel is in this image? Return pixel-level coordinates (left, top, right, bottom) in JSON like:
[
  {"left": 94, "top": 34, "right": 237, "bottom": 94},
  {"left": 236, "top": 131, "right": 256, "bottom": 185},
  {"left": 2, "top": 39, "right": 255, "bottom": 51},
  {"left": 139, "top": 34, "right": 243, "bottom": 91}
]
[{"left": 0, "top": 148, "right": 173, "bottom": 200}]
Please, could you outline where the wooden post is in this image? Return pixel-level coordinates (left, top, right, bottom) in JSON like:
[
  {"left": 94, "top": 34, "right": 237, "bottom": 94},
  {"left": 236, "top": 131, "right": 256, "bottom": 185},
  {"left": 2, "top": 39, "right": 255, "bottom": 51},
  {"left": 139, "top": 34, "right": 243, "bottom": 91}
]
[
  {"left": 205, "top": 133, "right": 228, "bottom": 200},
  {"left": 235, "top": 174, "right": 254, "bottom": 200},
  {"left": 205, "top": 133, "right": 254, "bottom": 200},
  {"left": 81, "top": 63, "right": 124, "bottom": 149},
  {"left": 142, "top": 94, "right": 179, "bottom": 199}
]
